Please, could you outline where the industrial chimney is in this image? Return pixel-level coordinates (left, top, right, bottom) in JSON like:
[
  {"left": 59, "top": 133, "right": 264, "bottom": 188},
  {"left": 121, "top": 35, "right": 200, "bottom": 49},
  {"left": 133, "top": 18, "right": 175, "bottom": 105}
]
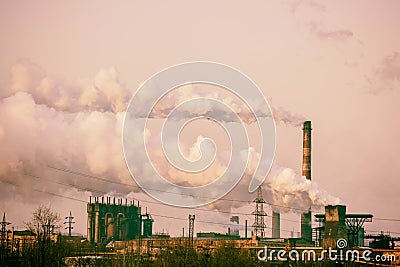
[
  {"left": 301, "top": 121, "right": 312, "bottom": 242},
  {"left": 302, "top": 121, "right": 312, "bottom": 180},
  {"left": 271, "top": 211, "right": 280, "bottom": 238}
]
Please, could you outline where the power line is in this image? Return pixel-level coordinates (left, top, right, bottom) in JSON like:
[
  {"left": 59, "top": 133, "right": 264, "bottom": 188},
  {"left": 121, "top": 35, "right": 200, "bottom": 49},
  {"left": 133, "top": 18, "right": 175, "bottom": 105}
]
[
  {"left": 374, "top": 218, "right": 400, "bottom": 222},
  {"left": 3, "top": 178, "right": 398, "bottom": 235},
  {"left": 0, "top": 178, "right": 294, "bottom": 233},
  {"left": 0, "top": 178, "right": 249, "bottom": 229},
  {"left": 365, "top": 229, "right": 400, "bottom": 235},
  {"left": 47, "top": 165, "right": 321, "bottom": 214},
  {"left": 49, "top": 165, "right": 400, "bottom": 228},
  {"left": 13, "top": 170, "right": 400, "bottom": 226},
  {"left": 3, "top": 170, "right": 400, "bottom": 236},
  {"left": 24, "top": 171, "right": 301, "bottom": 224}
]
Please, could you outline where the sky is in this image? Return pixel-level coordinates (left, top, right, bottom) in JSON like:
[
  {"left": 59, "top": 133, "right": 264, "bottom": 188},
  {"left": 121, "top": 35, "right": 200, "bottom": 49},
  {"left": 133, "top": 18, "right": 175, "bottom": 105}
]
[{"left": 0, "top": 0, "right": 399, "bottom": 238}]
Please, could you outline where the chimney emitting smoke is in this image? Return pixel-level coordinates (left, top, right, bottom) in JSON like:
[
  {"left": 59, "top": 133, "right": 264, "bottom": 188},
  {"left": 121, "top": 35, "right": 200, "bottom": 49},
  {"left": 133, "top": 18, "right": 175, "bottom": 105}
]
[{"left": 301, "top": 120, "right": 312, "bottom": 242}]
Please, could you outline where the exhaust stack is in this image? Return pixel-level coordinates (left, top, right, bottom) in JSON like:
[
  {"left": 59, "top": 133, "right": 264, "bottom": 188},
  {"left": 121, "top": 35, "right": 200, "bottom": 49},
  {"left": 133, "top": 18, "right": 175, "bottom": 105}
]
[
  {"left": 271, "top": 211, "right": 280, "bottom": 238},
  {"left": 302, "top": 121, "right": 312, "bottom": 180},
  {"left": 301, "top": 121, "right": 312, "bottom": 241}
]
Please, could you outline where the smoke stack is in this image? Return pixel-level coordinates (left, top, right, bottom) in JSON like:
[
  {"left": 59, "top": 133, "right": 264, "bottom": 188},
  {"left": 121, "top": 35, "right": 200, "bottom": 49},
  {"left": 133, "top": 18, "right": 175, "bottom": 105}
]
[
  {"left": 271, "top": 211, "right": 280, "bottom": 238},
  {"left": 301, "top": 121, "right": 312, "bottom": 242},
  {"left": 302, "top": 121, "right": 312, "bottom": 180},
  {"left": 245, "top": 220, "right": 248, "bottom": 239}
]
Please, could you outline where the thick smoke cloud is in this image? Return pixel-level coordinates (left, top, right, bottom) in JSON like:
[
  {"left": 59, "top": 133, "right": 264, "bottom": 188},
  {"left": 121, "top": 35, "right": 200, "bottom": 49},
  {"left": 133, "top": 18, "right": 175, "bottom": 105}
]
[
  {"left": 2, "top": 59, "right": 130, "bottom": 112},
  {"left": 0, "top": 60, "right": 133, "bottom": 202},
  {"left": 0, "top": 60, "right": 338, "bottom": 215},
  {"left": 0, "top": 91, "right": 131, "bottom": 194},
  {"left": 146, "top": 85, "right": 307, "bottom": 126},
  {"left": 205, "top": 147, "right": 340, "bottom": 213}
]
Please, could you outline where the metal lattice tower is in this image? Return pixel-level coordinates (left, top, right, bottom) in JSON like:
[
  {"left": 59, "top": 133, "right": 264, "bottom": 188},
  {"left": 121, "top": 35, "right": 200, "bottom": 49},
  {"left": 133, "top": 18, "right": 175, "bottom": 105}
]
[
  {"left": 252, "top": 186, "right": 267, "bottom": 238},
  {"left": 1, "top": 213, "right": 11, "bottom": 244},
  {"left": 64, "top": 211, "right": 75, "bottom": 237},
  {"left": 188, "top": 214, "right": 195, "bottom": 246}
]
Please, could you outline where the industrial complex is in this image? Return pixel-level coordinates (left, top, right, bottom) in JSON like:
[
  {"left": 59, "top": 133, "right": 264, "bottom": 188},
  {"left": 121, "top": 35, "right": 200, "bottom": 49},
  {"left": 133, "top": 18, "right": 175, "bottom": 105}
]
[
  {"left": 86, "top": 196, "right": 153, "bottom": 244},
  {"left": 1, "top": 121, "right": 399, "bottom": 266}
]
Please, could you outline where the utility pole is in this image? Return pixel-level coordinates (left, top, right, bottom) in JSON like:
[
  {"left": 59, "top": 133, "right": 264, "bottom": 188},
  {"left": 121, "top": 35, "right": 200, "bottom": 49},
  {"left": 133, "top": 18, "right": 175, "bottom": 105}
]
[
  {"left": 64, "top": 211, "right": 75, "bottom": 237},
  {"left": 188, "top": 214, "right": 195, "bottom": 247}
]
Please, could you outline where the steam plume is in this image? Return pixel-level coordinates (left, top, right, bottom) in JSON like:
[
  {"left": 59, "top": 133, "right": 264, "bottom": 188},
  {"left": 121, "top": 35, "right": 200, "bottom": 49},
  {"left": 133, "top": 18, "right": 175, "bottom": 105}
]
[{"left": 0, "top": 60, "right": 335, "bottom": 214}]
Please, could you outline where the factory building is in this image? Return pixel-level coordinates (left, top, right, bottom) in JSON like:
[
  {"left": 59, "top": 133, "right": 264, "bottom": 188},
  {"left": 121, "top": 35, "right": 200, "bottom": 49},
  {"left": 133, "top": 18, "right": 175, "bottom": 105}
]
[
  {"left": 87, "top": 196, "right": 153, "bottom": 244},
  {"left": 314, "top": 205, "right": 373, "bottom": 248},
  {"left": 320, "top": 205, "right": 348, "bottom": 248},
  {"left": 142, "top": 213, "right": 154, "bottom": 238}
]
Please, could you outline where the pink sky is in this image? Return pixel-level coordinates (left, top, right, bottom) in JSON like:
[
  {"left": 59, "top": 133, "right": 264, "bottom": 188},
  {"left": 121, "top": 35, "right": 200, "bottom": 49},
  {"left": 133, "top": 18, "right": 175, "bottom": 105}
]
[{"left": 0, "top": 0, "right": 399, "bottom": 237}]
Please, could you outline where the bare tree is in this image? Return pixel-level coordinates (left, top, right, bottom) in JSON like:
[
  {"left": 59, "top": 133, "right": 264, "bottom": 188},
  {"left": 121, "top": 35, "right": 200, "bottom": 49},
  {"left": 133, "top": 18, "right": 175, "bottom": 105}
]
[
  {"left": 25, "top": 205, "right": 61, "bottom": 236},
  {"left": 23, "top": 205, "right": 63, "bottom": 267}
]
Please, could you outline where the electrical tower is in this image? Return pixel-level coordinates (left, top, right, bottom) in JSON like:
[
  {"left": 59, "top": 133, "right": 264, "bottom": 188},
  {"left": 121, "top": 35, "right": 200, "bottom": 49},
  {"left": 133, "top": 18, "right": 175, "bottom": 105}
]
[
  {"left": 188, "top": 214, "right": 195, "bottom": 246},
  {"left": 252, "top": 186, "right": 267, "bottom": 238},
  {"left": 43, "top": 220, "right": 55, "bottom": 236},
  {"left": 64, "top": 211, "right": 75, "bottom": 237},
  {"left": 1, "top": 213, "right": 11, "bottom": 245}
]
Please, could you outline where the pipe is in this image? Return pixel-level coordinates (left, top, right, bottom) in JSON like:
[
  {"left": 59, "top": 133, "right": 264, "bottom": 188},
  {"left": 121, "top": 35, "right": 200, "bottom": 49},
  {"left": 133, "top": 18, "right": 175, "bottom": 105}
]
[
  {"left": 106, "top": 213, "right": 114, "bottom": 240},
  {"left": 94, "top": 209, "right": 99, "bottom": 243},
  {"left": 87, "top": 213, "right": 91, "bottom": 242}
]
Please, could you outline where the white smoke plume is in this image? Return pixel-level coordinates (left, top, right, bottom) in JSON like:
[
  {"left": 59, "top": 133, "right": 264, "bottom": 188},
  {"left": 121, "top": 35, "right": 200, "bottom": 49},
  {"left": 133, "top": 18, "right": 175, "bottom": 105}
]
[
  {"left": 0, "top": 60, "right": 134, "bottom": 203},
  {"left": 271, "top": 105, "right": 307, "bottom": 127},
  {"left": 265, "top": 166, "right": 340, "bottom": 212},
  {"left": 0, "top": 60, "right": 334, "bottom": 215},
  {"left": 205, "top": 147, "right": 340, "bottom": 213},
  {"left": 145, "top": 84, "right": 307, "bottom": 126},
  {"left": 1, "top": 59, "right": 130, "bottom": 113}
]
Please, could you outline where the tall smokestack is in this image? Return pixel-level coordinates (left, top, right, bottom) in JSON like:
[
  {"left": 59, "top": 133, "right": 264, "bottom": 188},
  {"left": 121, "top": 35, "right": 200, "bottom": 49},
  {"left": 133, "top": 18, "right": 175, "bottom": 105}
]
[
  {"left": 271, "top": 211, "right": 280, "bottom": 238},
  {"left": 302, "top": 121, "right": 312, "bottom": 180},
  {"left": 301, "top": 121, "right": 312, "bottom": 242},
  {"left": 245, "top": 220, "right": 248, "bottom": 239}
]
